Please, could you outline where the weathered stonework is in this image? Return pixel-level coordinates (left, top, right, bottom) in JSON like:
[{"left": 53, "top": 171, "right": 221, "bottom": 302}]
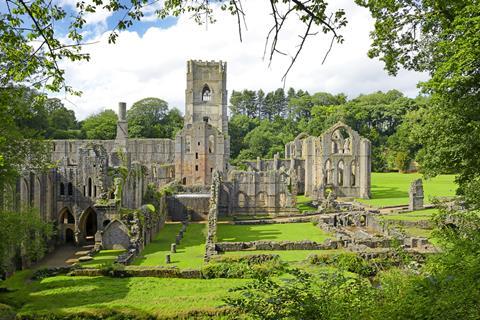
[{"left": 409, "top": 179, "right": 424, "bottom": 211}]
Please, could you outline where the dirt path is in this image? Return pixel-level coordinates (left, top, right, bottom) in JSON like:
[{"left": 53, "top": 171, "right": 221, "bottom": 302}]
[{"left": 35, "top": 244, "right": 93, "bottom": 269}]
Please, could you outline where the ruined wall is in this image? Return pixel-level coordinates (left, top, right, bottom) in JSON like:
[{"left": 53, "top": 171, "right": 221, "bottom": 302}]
[
  {"left": 224, "top": 170, "right": 297, "bottom": 215},
  {"left": 285, "top": 122, "right": 371, "bottom": 199}
]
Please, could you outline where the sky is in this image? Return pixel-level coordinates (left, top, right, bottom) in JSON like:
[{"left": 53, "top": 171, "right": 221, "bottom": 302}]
[{"left": 52, "top": 0, "right": 429, "bottom": 120}]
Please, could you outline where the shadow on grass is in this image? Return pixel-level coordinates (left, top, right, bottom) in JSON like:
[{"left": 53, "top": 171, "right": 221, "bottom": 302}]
[{"left": 371, "top": 185, "right": 408, "bottom": 200}]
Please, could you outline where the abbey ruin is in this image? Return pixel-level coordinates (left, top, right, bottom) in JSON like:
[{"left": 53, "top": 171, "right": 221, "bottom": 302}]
[{"left": 2, "top": 60, "right": 372, "bottom": 257}]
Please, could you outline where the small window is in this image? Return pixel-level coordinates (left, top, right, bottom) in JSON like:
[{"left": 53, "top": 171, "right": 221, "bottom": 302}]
[
  {"left": 195, "top": 153, "right": 198, "bottom": 159},
  {"left": 60, "top": 183, "right": 65, "bottom": 196},
  {"left": 67, "top": 183, "right": 73, "bottom": 196},
  {"left": 94, "top": 185, "right": 97, "bottom": 197},
  {"left": 203, "top": 116, "right": 209, "bottom": 123},
  {"left": 195, "top": 165, "right": 199, "bottom": 171},
  {"left": 83, "top": 185, "right": 86, "bottom": 196},
  {"left": 202, "top": 84, "right": 211, "bottom": 101},
  {"left": 210, "top": 168, "right": 213, "bottom": 173},
  {"left": 198, "top": 141, "right": 200, "bottom": 146}
]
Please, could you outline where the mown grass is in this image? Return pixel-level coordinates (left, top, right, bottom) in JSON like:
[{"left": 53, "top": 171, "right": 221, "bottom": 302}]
[
  {"left": 217, "top": 222, "right": 332, "bottom": 243},
  {"left": 380, "top": 208, "right": 438, "bottom": 222},
  {"left": 80, "top": 250, "right": 125, "bottom": 268},
  {"left": 296, "top": 195, "right": 317, "bottom": 212},
  {"left": 132, "top": 223, "right": 206, "bottom": 269},
  {"left": 0, "top": 271, "right": 245, "bottom": 319},
  {"left": 357, "top": 172, "right": 456, "bottom": 207}
]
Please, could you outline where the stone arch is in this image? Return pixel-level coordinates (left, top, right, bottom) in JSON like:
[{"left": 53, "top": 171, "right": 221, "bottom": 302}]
[
  {"left": 59, "top": 207, "right": 75, "bottom": 224},
  {"left": 256, "top": 192, "right": 267, "bottom": 207},
  {"left": 202, "top": 84, "right": 211, "bottom": 101},
  {"left": 351, "top": 161, "right": 357, "bottom": 186},
  {"left": 102, "top": 220, "right": 130, "bottom": 250},
  {"left": 237, "top": 192, "right": 248, "bottom": 208},
  {"left": 337, "top": 160, "right": 345, "bottom": 186},
  {"left": 20, "top": 178, "right": 30, "bottom": 208},
  {"left": 324, "top": 159, "right": 332, "bottom": 185},
  {"left": 208, "top": 135, "right": 215, "bottom": 153},
  {"left": 64, "top": 228, "right": 75, "bottom": 244},
  {"left": 79, "top": 207, "right": 98, "bottom": 242},
  {"left": 331, "top": 126, "right": 351, "bottom": 154}
]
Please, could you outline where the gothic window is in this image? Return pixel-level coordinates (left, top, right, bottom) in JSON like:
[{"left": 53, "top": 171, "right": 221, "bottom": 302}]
[
  {"left": 237, "top": 192, "right": 247, "bottom": 208},
  {"left": 88, "top": 178, "right": 92, "bottom": 197},
  {"left": 202, "top": 84, "right": 211, "bottom": 101},
  {"left": 208, "top": 135, "right": 215, "bottom": 153},
  {"left": 67, "top": 182, "right": 73, "bottom": 196},
  {"left": 338, "top": 160, "right": 345, "bottom": 186},
  {"left": 185, "top": 135, "right": 191, "bottom": 153},
  {"left": 60, "top": 183, "right": 65, "bottom": 196},
  {"left": 351, "top": 161, "right": 357, "bottom": 186}
]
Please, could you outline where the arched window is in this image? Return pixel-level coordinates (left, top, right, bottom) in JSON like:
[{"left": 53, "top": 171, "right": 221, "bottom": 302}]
[
  {"left": 351, "top": 161, "right": 357, "bottom": 186},
  {"left": 88, "top": 178, "right": 92, "bottom": 197},
  {"left": 202, "top": 84, "right": 211, "bottom": 101},
  {"left": 185, "top": 135, "right": 191, "bottom": 153},
  {"left": 338, "top": 160, "right": 345, "bottom": 186},
  {"left": 324, "top": 160, "right": 332, "bottom": 184},
  {"left": 67, "top": 182, "right": 73, "bottom": 196},
  {"left": 60, "top": 183, "right": 65, "bottom": 196},
  {"left": 237, "top": 192, "right": 247, "bottom": 208},
  {"left": 331, "top": 141, "right": 338, "bottom": 154},
  {"left": 208, "top": 135, "right": 215, "bottom": 153}
]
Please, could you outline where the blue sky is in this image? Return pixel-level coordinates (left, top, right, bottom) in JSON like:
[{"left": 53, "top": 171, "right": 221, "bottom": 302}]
[{"left": 3, "top": 0, "right": 428, "bottom": 119}]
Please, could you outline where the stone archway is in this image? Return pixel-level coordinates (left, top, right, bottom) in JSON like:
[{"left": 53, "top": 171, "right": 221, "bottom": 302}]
[
  {"left": 65, "top": 228, "right": 75, "bottom": 243},
  {"left": 79, "top": 207, "right": 98, "bottom": 243},
  {"left": 58, "top": 207, "right": 75, "bottom": 244}
]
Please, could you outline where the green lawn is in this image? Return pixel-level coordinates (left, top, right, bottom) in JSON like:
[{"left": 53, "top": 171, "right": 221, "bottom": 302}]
[
  {"left": 132, "top": 223, "right": 206, "bottom": 269},
  {"left": 80, "top": 250, "right": 125, "bottom": 268},
  {"left": 222, "top": 249, "right": 345, "bottom": 263},
  {"left": 217, "top": 222, "right": 332, "bottom": 243},
  {"left": 296, "top": 195, "right": 316, "bottom": 213},
  {"left": 357, "top": 172, "right": 456, "bottom": 207},
  {"left": 0, "top": 271, "right": 245, "bottom": 319},
  {"left": 380, "top": 208, "right": 438, "bottom": 222}
]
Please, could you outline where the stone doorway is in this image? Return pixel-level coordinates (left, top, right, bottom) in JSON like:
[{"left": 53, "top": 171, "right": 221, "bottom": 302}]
[
  {"left": 65, "top": 228, "right": 75, "bottom": 243},
  {"left": 81, "top": 207, "right": 98, "bottom": 243}
]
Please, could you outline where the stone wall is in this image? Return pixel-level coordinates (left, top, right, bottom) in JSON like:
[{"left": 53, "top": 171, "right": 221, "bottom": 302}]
[
  {"left": 167, "top": 193, "right": 211, "bottom": 221},
  {"left": 205, "top": 171, "right": 221, "bottom": 260},
  {"left": 223, "top": 170, "right": 298, "bottom": 215},
  {"left": 215, "top": 239, "right": 341, "bottom": 252},
  {"left": 285, "top": 122, "right": 371, "bottom": 199}
]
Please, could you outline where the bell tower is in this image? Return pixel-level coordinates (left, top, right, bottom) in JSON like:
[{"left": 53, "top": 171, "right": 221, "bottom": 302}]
[{"left": 185, "top": 60, "right": 228, "bottom": 133}]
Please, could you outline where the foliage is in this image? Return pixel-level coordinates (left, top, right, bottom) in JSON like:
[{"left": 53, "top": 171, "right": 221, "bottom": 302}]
[
  {"left": 81, "top": 109, "right": 117, "bottom": 140},
  {"left": 225, "top": 269, "right": 375, "bottom": 320},
  {"left": 0, "top": 86, "right": 52, "bottom": 186},
  {"left": 0, "top": 208, "right": 53, "bottom": 275},
  {"left": 127, "top": 98, "right": 183, "bottom": 139},
  {"left": 357, "top": 0, "right": 480, "bottom": 205},
  {"left": 202, "top": 257, "right": 284, "bottom": 279}
]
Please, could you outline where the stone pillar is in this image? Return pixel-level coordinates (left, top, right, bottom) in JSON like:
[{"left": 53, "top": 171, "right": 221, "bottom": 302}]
[
  {"left": 256, "top": 157, "right": 261, "bottom": 171},
  {"left": 409, "top": 179, "right": 424, "bottom": 211},
  {"left": 359, "top": 138, "right": 371, "bottom": 199}
]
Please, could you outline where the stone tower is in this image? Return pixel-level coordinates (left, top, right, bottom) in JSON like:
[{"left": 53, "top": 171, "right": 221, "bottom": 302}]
[
  {"left": 185, "top": 60, "right": 228, "bottom": 133},
  {"left": 175, "top": 60, "right": 230, "bottom": 186}
]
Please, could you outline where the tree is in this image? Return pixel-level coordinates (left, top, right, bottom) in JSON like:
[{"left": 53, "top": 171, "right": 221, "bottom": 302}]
[
  {"left": 0, "top": 86, "right": 51, "bottom": 187},
  {"left": 44, "top": 98, "right": 81, "bottom": 139},
  {"left": 357, "top": 1, "right": 480, "bottom": 201},
  {"left": 127, "top": 97, "right": 169, "bottom": 138},
  {"left": 0, "top": 1, "right": 347, "bottom": 93},
  {"left": 81, "top": 109, "right": 117, "bottom": 140}
]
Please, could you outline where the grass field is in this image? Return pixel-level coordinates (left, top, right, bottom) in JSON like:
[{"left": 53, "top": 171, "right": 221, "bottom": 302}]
[
  {"left": 380, "top": 208, "right": 438, "bottom": 222},
  {"left": 217, "top": 222, "right": 332, "bottom": 243},
  {"left": 357, "top": 172, "right": 456, "bottom": 207},
  {"left": 80, "top": 250, "right": 125, "bottom": 268},
  {"left": 296, "top": 195, "right": 316, "bottom": 212},
  {"left": 132, "top": 223, "right": 206, "bottom": 269},
  {"left": 0, "top": 271, "right": 245, "bottom": 318}
]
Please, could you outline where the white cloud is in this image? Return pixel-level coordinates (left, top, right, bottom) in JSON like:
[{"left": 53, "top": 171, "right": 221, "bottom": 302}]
[{"left": 55, "top": 0, "right": 428, "bottom": 120}]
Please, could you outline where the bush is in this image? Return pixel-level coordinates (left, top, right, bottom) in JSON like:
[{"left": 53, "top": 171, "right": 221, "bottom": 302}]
[
  {"left": 202, "top": 256, "right": 284, "bottom": 279},
  {"left": 0, "top": 303, "right": 15, "bottom": 320},
  {"left": 307, "top": 253, "right": 378, "bottom": 277}
]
